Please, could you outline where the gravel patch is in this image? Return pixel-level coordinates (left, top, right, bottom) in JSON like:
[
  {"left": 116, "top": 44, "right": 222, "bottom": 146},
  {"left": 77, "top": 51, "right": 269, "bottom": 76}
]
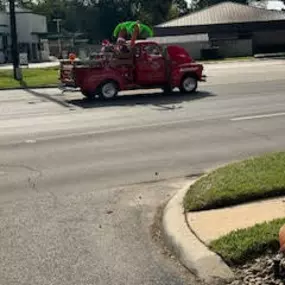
[{"left": 228, "top": 253, "right": 285, "bottom": 285}]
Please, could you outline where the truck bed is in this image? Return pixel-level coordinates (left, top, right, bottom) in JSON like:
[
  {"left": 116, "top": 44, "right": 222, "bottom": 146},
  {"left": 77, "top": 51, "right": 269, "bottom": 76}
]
[{"left": 59, "top": 59, "right": 104, "bottom": 88}]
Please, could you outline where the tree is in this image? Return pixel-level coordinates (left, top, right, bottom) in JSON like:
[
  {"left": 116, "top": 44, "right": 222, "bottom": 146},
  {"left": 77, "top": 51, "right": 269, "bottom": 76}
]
[
  {"left": 166, "top": 0, "right": 190, "bottom": 21},
  {"left": 137, "top": 0, "right": 173, "bottom": 25},
  {"left": 0, "top": 0, "right": 6, "bottom": 10},
  {"left": 167, "top": 4, "right": 180, "bottom": 20},
  {"left": 20, "top": 0, "right": 189, "bottom": 41},
  {"left": 95, "top": 0, "right": 137, "bottom": 40},
  {"left": 190, "top": 0, "right": 248, "bottom": 10},
  {"left": 173, "top": 0, "right": 190, "bottom": 15},
  {"left": 17, "top": 0, "right": 34, "bottom": 9}
]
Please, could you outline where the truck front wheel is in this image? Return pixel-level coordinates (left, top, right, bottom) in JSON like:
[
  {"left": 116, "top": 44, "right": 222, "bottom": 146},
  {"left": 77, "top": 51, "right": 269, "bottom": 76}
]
[
  {"left": 180, "top": 75, "right": 198, "bottom": 94},
  {"left": 99, "top": 81, "right": 119, "bottom": 100}
]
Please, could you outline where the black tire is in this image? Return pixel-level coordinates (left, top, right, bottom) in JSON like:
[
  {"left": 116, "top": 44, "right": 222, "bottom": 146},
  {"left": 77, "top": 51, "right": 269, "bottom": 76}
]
[
  {"left": 179, "top": 75, "right": 198, "bottom": 94},
  {"left": 99, "top": 80, "right": 119, "bottom": 100}
]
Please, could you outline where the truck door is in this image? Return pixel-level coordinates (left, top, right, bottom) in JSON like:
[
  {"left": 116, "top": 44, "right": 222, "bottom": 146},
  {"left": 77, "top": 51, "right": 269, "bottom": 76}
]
[{"left": 135, "top": 44, "right": 166, "bottom": 85}]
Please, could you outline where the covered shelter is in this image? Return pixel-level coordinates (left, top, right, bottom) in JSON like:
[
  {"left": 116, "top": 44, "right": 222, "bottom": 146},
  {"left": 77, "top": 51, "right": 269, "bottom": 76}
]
[{"left": 153, "top": 1, "right": 285, "bottom": 59}]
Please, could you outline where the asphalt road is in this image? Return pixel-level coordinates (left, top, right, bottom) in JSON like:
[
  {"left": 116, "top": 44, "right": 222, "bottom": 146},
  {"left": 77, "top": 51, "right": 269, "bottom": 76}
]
[{"left": 0, "top": 59, "right": 285, "bottom": 285}]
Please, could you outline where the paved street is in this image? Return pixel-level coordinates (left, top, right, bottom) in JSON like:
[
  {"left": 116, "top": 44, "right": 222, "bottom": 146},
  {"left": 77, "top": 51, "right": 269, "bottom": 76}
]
[{"left": 0, "top": 59, "right": 285, "bottom": 285}]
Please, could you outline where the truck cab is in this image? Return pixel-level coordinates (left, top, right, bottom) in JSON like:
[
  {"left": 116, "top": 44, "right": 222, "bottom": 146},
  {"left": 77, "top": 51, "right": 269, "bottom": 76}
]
[{"left": 60, "top": 41, "right": 206, "bottom": 100}]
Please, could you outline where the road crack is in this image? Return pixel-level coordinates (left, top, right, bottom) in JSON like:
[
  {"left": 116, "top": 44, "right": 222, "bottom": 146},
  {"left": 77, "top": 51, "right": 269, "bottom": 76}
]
[{"left": 0, "top": 163, "right": 42, "bottom": 193}]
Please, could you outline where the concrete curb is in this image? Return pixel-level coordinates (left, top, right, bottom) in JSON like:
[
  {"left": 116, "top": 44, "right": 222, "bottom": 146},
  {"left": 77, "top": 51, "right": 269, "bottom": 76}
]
[
  {"left": 162, "top": 181, "right": 235, "bottom": 285},
  {"left": 254, "top": 52, "right": 285, "bottom": 58},
  {"left": 199, "top": 54, "right": 285, "bottom": 64},
  {"left": 0, "top": 85, "right": 59, "bottom": 91},
  {"left": 199, "top": 58, "right": 258, "bottom": 64}
]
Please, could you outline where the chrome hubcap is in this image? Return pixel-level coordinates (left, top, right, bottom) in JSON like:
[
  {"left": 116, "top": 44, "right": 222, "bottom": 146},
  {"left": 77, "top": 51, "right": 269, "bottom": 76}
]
[
  {"left": 102, "top": 83, "right": 116, "bottom": 98},
  {"left": 183, "top": 77, "right": 196, "bottom": 92}
]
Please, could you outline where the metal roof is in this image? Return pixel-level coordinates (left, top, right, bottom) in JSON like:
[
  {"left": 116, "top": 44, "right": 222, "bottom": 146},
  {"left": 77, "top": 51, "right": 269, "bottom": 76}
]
[{"left": 157, "top": 1, "right": 285, "bottom": 27}]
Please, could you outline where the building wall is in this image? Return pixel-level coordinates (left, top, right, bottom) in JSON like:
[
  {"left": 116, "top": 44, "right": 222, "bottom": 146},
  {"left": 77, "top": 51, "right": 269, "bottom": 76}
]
[
  {"left": 158, "top": 38, "right": 253, "bottom": 59},
  {"left": 155, "top": 20, "right": 285, "bottom": 58},
  {"left": 155, "top": 42, "right": 210, "bottom": 60},
  {"left": 253, "top": 30, "right": 285, "bottom": 53},
  {"left": 0, "top": 36, "right": 4, "bottom": 63},
  {"left": 0, "top": 11, "right": 9, "bottom": 43},
  {"left": 151, "top": 37, "right": 253, "bottom": 59},
  {"left": 0, "top": 11, "right": 9, "bottom": 28},
  {"left": 40, "top": 39, "right": 50, "bottom": 61},
  {"left": 16, "top": 13, "right": 47, "bottom": 43},
  {"left": 172, "top": 42, "right": 210, "bottom": 59},
  {"left": 0, "top": 11, "right": 48, "bottom": 63},
  {"left": 212, "top": 39, "right": 253, "bottom": 57},
  {"left": 16, "top": 12, "right": 48, "bottom": 62},
  {"left": 0, "top": 12, "right": 9, "bottom": 63}
]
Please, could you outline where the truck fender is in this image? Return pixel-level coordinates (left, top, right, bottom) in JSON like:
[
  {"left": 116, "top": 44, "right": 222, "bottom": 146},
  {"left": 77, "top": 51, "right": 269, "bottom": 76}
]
[
  {"left": 179, "top": 64, "right": 203, "bottom": 81},
  {"left": 82, "top": 74, "right": 123, "bottom": 93},
  {"left": 180, "top": 71, "right": 199, "bottom": 81}
]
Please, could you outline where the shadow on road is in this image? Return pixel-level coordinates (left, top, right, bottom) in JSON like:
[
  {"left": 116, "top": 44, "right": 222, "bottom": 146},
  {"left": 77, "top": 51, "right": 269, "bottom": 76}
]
[
  {"left": 67, "top": 90, "right": 216, "bottom": 110},
  {"left": 20, "top": 80, "right": 71, "bottom": 108}
]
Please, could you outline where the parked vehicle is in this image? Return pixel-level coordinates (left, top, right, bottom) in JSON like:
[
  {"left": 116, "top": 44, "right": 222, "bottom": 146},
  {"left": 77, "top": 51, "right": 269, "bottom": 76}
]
[{"left": 59, "top": 40, "right": 206, "bottom": 100}]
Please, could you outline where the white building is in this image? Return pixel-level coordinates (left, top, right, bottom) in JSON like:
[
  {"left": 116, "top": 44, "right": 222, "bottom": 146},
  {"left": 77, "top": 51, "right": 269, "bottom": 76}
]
[
  {"left": 0, "top": 11, "right": 9, "bottom": 63},
  {"left": 0, "top": 7, "right": 50, "bottom": 64}
]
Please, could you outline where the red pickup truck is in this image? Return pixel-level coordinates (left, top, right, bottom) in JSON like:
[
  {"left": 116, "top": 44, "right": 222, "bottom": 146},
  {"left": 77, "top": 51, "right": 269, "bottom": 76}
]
[{"left": 59, "top": 40, "right": 206, "bottom": 100}]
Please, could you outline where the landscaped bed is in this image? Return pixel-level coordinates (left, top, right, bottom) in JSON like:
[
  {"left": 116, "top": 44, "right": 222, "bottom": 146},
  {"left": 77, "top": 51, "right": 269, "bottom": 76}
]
[
  {"left": 0, "top": 67, "right": 58, "bottom": 89},
  {"left": 212, "top": 218, "right": 285, "bottom": 285},
  {"left": 184, "top": 151, "right": 285, "bottom": 212},
  {"left": 210, "top": 218, "right": 285, "bottom": 265},
  {"left": 184, "top": 151, "right": 285, "bottom": 284}
]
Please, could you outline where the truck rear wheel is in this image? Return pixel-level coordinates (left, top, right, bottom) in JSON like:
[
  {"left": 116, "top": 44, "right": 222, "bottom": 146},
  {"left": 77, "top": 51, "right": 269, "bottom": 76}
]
[
  {"left": 99, "top": 81, "right": 119, "bottom": 100},
  {"left": 180, "top": 75, "right": 197, "bottom": 94}
]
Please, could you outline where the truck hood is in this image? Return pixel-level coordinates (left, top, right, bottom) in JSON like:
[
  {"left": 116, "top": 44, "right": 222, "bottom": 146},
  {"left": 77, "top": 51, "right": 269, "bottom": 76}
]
[{"left": 178, "top": 62, "right": 203, "bottom": 69}]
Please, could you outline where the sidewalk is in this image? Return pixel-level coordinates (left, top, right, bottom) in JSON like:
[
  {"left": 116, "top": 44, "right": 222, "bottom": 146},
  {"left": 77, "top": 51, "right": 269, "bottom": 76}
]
[
  {"left": 188, "top": 196, "right": 285, "bottom": 244},
  {"left": 0, "top": 61, "right": 59, "bottom": 70}
]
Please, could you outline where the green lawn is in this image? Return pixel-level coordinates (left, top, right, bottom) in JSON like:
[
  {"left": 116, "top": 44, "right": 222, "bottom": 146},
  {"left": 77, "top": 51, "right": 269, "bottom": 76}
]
[
  {"left": 184, "top": 152, "right": 285, "bottom": 211},
  {"left": 210, "top": 218, "right": 285, "bottom": 265},
  {"left": 0, "top": 67, "right": 59, "bottom": 89}
]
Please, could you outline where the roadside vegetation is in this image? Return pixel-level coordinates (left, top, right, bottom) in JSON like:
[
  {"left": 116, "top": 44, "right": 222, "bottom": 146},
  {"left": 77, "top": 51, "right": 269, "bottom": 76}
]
[
  {"left": 184, "top": 151, "right": 285, "bottom": 265},
  {"left": 0, "top": 67, "right": 58, "bottom": 89},
  {"left": 184, "top": 152, "right": 285, "bottom": 211},
  {"left": 210, "top": 218, "right": 285, "bottom": 265}
]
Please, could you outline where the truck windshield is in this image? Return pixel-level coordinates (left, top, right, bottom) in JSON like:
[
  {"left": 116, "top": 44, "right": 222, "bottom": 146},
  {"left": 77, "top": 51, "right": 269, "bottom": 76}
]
[{"left": 143, "top": 45, "right": 161, "bottom": 56}]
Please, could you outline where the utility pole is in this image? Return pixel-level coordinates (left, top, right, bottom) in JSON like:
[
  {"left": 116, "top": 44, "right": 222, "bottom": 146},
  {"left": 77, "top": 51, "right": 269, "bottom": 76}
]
[
  {"left": 53, "top": 18, "right": 62, "bottom": 58},
  {"left": 9, "top": 0, "right": 22, "bottom": 80}
]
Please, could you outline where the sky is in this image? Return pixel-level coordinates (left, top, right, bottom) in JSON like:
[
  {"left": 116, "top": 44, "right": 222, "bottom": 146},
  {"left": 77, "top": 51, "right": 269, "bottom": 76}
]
[
  {"left": 186, "top": 0, "right": 285, "bottom": 10},
  {"left": 266, "top": 0, "right": 285, "bottom": 10}
]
